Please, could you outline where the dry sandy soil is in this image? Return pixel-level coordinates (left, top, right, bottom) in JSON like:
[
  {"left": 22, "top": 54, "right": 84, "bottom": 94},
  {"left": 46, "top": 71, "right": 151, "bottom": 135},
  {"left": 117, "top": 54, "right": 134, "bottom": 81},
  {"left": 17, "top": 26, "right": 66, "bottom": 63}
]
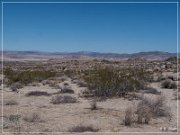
[{"left": 0, "top": 77, "right": 179, "bottom": 135}]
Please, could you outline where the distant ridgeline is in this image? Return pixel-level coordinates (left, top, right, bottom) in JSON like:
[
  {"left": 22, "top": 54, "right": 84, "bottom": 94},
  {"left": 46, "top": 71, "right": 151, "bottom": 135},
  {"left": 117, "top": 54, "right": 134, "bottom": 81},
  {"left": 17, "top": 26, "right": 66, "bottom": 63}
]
[{"left": 1, "top": 51, "right": 178, "bottom": 61}]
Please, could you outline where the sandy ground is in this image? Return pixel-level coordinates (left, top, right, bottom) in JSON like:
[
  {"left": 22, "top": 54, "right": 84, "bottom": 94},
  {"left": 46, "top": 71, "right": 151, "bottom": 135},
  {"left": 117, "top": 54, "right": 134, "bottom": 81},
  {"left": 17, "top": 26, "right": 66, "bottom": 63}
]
[{"left": 0, "top": 78, "right": 179, "bottom": 135}]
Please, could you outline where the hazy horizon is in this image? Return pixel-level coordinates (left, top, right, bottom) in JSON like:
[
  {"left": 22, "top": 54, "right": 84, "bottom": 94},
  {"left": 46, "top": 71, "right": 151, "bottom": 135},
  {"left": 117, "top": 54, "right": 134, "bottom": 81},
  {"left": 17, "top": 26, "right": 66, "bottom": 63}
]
[{"left": 2, "top": 49, "right": 178, "bottom": 54}]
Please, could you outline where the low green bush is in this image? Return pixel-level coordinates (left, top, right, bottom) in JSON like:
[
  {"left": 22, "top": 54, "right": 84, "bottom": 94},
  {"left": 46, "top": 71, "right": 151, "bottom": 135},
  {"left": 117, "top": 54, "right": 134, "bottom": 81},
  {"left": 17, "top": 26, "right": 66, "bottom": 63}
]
[
  {"left": 83, "top": 67, "right": 152, "bottom": 98},
  {"left": 4, "top": 67, "right": 56, "bottom": 85}
]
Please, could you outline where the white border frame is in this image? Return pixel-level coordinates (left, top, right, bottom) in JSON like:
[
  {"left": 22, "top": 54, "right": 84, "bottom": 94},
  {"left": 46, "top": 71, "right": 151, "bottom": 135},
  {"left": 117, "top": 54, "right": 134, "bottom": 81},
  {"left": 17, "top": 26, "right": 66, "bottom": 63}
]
[{"left": 1, "top": 1, "right": 179, "bottom": 134}]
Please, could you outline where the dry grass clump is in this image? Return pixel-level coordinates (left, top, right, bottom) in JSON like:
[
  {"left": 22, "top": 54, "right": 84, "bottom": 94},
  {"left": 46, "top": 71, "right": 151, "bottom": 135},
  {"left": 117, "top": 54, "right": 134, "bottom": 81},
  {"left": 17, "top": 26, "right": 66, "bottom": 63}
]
[
  {"left": 51, "top": 95, "right": 77, "bottom": 104},
  {"left": 136, "top": 95, "right": 171, "bottom": 123},
  {"left": 68, "top": 125, "right": 99, "bottom": 132},
  {"left": 25, "top": 91, "right": 50, "bottom": 96},
  {"left": 136, "top": 99, "right": 153, "bottom": 124},
  {"left": 83, "top": 67, "right": 152, "bottom": 98},
  {"left": 124, "top": 106, "right": 135, "bottom": 126},
  {"left": 161, "top": 79, "right": 177, "bottom": 89},
  {"left": 124, "top": 95, "right": 171, "bottom": 126},
  {"left": 4, "top": 100, "right": 18, "bottom": 106},
  {"left": 23, "top": 112, "right": 43, "bottom": 123}
]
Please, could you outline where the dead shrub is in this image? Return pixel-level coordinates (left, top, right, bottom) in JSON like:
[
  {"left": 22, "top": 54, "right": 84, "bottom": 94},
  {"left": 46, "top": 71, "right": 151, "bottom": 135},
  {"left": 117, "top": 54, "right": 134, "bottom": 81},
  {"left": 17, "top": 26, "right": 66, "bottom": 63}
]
[
  {"left": 69, "top": 125, "right": 99, "bottom": 132},
  {"left": 124, "top": 106, "right": 135, "bottom": 126},
  {"left": 136, "top": 95, "right": 172, "bottom": 124},
  {"left": 51, "top": 95, "right": 77, "bottom": 104},
  {"left": 136, "top": 100, "right": 152, "bottom": 124},
  {"left": 25, "top": 91, "right": 50, "bottom": 96}
]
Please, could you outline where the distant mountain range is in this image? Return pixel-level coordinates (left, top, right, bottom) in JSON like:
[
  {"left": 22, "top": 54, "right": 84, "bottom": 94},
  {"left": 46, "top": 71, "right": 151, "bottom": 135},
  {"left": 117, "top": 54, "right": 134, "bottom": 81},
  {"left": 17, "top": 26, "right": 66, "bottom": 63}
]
[{"left": 1, "top": 51, "right": 178, "bottom": 61}]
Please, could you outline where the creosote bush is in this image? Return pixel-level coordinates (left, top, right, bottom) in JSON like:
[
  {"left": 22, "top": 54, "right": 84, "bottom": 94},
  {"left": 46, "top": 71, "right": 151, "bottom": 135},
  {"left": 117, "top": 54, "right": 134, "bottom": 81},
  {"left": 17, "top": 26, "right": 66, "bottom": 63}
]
[
  {"left": 25, "top": 91, "right": 50, "bottom": 96},
  {"left": 51, "top": 95, "right": 77, "bottom": 104},
  {"left": 4, "top": 67, "right": 56, "bottom": 85},
  {"left": 83, "top": 67, "right": 152, "bottom": 98},
  {"left": 60, "top": 87, "right": 74, "bottom": 94},
  {"left": 161, "top": 79, "right": 177, "bottom": 89}
]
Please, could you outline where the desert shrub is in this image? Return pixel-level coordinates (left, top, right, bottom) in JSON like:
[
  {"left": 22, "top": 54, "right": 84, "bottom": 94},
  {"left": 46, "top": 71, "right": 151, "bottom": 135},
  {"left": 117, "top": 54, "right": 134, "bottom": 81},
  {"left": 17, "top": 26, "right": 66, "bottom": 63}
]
[
  {"left": 124, "top": 106, "right": 135, "bottom": 126},
  {"left": 4, "top": 114, "right": 21, "bottom": 132},
  {"left": 64, "top": 69, "right": 74, "bottom": 77},
  {"left": 63, "top": 82, "right": 69, "bottom": 86},
  {"left": 25, "top": 91, "right": 50, "bottom": 96},
  {"left": 69, "top": 125, "right": 99, "bottom": 132},
  {"left": 4, "top": 67, "right": 56, "bottom": 85},
  {"left": 4, "top": 100, "right": 18, "bottom": 105},
  {"left": 83, "top": 67, "right": 152, "bottom": 98},
  {"left": 89, "top": 100, "right": 97, "bottom": 110},
  {"left": 77, "top": 80, "right": 88, "bottom": 87},
  {"left": 23, "top": 113, "right": 43, "bottom": 123},
  {"left": 161, "top": 79, "right": 177, "bottom": 89},
  {"left": 10, "top": 82, "right": 23, "bottom": 92},
  {"left": 136, "top": 95, "right": 171, "bottom": 124},
  {"left": 143, "top": 87, "right": 161, "bottom": 94},
  {"left": 60, "top": 87, "right": 74, "bottom": 94},
  {"left": 5, "top": 114, "right": 21, "bottom": 123},
  {"left": 167, "top": 75, "right": 175, "bottom": 81},
  {"left": 51, "top": 95, "right": 77, "bottom": 104},
  {"left": 136, "top": 99, "right": 153, "bottom": 124}
]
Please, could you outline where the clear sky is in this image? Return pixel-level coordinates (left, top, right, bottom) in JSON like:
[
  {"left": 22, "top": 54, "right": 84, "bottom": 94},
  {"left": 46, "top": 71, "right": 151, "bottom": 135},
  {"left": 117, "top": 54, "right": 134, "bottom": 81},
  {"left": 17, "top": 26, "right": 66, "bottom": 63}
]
[{"left": 2, "top": 2, "right": 178, "bottom": 53}]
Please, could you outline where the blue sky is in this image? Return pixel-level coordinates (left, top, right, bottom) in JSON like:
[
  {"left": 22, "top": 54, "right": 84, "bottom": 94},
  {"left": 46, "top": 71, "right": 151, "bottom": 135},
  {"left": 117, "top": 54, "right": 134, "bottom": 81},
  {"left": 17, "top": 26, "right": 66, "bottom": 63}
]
[{"left": 2, "top": 1, "right": 178, "bottom": 53}]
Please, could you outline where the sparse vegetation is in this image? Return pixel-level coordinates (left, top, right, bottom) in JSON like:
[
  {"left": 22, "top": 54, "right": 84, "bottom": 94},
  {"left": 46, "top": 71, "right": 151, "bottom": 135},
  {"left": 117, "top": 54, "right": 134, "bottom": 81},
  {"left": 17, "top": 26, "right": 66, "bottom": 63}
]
[
  {"left": 2, "top": 55, "right": 177, "bottom": 132},
  {"left": 51, "top": 95, "right": 77, "bottom": 104},
  {"left": 69, "top": 125, "right": 99, "bottom": 132},
  {"left": 4, "top": 114, "right": 21, "bottom": 132},
  {"left": 25, "top": 91, "right": 50, "bottom": 96}
]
